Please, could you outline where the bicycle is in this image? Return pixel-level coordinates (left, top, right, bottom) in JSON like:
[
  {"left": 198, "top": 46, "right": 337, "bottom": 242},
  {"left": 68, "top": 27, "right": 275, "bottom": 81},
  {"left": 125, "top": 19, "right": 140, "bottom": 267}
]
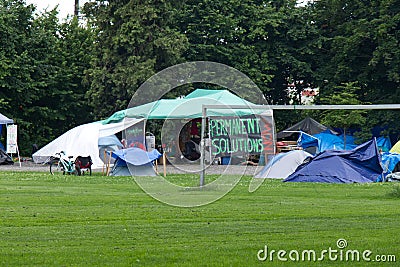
[{"left": 49, "top": 151, "right": 80, "bottom": 175}]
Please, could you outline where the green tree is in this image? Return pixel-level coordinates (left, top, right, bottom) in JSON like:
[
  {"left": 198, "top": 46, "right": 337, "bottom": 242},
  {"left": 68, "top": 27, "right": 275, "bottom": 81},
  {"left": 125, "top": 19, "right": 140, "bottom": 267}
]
[
  {"left": 177, "top": 0, "right": 318, "bottom": 104},
  {"left": 0, "top": 0, "right": 94, "bottom": 154},
  {"left": 319, "top": 82, "right": 367, "bottom": 148},
  {"left": 83, "top": 0, "right": 188, "bottom": 119},
  {"left": 311, "top": 0, "right": 400, "bottom": 102},
  {"left": 311, "top": 0, "right": 400, "bottom": 141}
]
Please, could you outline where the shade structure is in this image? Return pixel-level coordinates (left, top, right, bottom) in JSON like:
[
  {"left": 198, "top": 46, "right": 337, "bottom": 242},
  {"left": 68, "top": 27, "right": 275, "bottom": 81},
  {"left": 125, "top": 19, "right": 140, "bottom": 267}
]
[
  {"left": 102, "top": 89, "right": 269, "bottom": 123},
  {"left": 0, "top": 113, "right": 13, "bottom": 124}
]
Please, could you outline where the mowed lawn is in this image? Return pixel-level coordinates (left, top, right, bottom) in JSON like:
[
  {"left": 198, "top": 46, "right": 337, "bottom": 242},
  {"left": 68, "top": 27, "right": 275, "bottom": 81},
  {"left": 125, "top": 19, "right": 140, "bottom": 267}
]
[{"left": 0, "top": 171, "right": 399, "bottom": 266}]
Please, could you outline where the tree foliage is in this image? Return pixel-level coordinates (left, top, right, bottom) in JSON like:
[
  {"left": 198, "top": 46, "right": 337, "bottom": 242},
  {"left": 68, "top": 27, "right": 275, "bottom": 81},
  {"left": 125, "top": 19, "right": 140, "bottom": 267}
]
[
  {"left": 83, "top": 0, "right": 188, "bottom": 119},
  {"left": 319, "top": 82, "right": 367, "bottom": 146},
  {"left": 177, "top": 0, "right": 318, "bottom": 104},
  {"left": 0, "top": 0, "right": 94, "bottom": 153},
  {"left": 312, "top": 0, "right": 400, "bottom": 140}
]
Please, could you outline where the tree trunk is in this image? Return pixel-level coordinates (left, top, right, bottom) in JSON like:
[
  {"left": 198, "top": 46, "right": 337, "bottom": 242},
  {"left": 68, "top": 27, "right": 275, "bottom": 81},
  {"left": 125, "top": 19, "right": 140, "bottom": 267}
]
[
  {"left": 74, "top": 0, "right": 79, "bottom": 17},
  {"left": 343, "top": 127, "right": 347, "bottom": 150}
]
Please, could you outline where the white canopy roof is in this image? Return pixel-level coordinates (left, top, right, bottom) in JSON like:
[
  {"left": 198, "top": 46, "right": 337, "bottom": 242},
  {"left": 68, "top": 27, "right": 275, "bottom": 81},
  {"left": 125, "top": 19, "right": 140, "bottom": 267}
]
[
  {"left": 0, "top": 113, "right": 13, "bottom": 124},
  {"left": 33, "top": 118, "right": 144, "bottom": 168}
]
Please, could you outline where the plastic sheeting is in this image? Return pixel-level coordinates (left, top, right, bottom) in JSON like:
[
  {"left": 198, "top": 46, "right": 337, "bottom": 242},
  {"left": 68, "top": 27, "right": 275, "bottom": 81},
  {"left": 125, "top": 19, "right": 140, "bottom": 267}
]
[
  {"left": 109, "top": 147, "right": 162, "bottom": 177},
  {"left": 381, "top": 152, "right": 400, "bottom": 178},
  {"left": 33, "top": 118, "right": 143, "bottom": 168}
]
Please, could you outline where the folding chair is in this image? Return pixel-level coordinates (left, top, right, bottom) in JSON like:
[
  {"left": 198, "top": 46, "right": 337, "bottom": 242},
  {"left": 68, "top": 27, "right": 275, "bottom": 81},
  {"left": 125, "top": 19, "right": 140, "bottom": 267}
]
[{"left": 75, "top": 156, "right": 93, "bottom": 176}]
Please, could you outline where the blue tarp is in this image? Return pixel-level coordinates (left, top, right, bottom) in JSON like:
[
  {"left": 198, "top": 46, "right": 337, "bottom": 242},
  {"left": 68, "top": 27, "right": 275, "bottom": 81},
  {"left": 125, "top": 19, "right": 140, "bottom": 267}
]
[
  {"left": 98, "top": 135, "right": 123, "bottom": 147},
  {"left": 297, "top": 130, "right": 357, "bottom": 153},
  {"left": 381, "top": 152, "right": 400, "bottom": 178},
  {"left": 284, "top": 139, "right": 383, "bottom": 183},
  {"left": 297, "top": 132, "right": 319, "bottom": 149},
  {"left": 339, "top": 134, "right": 355, "bottom": 146},
  {"left": 314, "top": 130, "right": 358, "bottom": 152},
  {"left": 376, "top": 136, "right": 392, "bottom": 152},
  {"left": 111, "top": 147, "right": 162, "bottom": 167}
]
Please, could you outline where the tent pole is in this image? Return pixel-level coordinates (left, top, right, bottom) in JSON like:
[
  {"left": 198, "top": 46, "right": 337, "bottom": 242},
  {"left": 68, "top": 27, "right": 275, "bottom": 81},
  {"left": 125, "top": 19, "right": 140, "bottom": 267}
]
[
  {"left": 16, "top": 144, "right": 21, "bottom": 167},
  {"left": 102, "top": 149, "right": 107, "bottom": 175},
  {"left": 199, "top": 106, "right": 206, "bottom": 187},
  {"left": 163, "top": 152, "right": 166, "bottom": 177},
  {"left": 106, "top": 151, "right": 112, "bottom": 176}
]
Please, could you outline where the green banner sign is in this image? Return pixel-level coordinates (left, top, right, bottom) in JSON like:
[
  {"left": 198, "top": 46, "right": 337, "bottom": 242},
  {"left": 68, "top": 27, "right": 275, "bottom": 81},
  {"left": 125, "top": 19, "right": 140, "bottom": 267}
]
[{"left": 209, "top": 115, "right": 274, "bottom": 157}]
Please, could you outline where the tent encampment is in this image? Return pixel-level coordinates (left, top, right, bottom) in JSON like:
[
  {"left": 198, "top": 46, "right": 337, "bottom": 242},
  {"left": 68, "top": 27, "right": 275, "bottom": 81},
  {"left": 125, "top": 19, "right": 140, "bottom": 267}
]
[
  {"left": 34, "top": 89, "right": 273, "bottom": 170},
  {"left": 284, "top": 139, "right": 383, "bottom": 183},
  {"left": 33, "top": 118, "right": 143, "bottom": 168},
  {"left": 109, "top": 147, "right": 162, "bottom": 176},
  {"left": 254, "top": 150, "right": 312, "bottom": 179},
  {"left": 102, "top": 89, "right": 274, "bottom": 163}
]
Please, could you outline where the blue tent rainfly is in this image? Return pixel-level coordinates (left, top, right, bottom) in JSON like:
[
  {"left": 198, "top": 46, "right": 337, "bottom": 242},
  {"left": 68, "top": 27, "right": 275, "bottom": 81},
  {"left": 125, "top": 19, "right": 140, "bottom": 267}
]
[{"left": 284, "top": 139, "right": 383, "bottom": 183}]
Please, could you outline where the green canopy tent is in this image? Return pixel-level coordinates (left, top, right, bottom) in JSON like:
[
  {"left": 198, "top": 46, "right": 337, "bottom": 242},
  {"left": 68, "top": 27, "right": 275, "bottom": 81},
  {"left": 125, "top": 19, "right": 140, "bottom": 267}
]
[{"left": 102, "top": 89, "right": 264, "bottom": 123}]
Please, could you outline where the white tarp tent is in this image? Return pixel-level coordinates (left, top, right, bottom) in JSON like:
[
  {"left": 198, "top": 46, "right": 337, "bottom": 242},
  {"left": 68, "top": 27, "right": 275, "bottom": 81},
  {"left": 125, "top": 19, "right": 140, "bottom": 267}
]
[
  {"left": 0, "top": 113, "right": 14, "bottom": 150},
  {"left": 254, "top": 150, "right": 312, "bottom": 179},
  {"left": 33, "top": 118, "right": 144, "bottom": 168}
]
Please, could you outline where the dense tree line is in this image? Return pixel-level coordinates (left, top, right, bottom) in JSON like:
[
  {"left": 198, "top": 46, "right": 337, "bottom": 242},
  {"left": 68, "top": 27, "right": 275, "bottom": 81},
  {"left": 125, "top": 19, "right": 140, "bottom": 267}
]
[
  {"left": 0, "top": 0, "right": 399, "bottom": 154},
  {"left": 0, "top": 0, "right": 93, "bottom": 153}
]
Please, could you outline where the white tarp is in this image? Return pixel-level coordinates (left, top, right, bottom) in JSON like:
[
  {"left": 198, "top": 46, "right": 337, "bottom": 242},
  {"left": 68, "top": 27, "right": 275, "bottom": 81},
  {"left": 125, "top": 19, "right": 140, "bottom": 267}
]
[{"left": 32, "top": 118, "right": 144, "bottom": 168}]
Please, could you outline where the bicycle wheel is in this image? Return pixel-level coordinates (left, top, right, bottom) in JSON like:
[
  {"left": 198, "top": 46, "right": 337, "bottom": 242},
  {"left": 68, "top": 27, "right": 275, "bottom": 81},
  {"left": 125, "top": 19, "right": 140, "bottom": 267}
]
[{"left": 50, "top": 160, "right": 65, "bottom": 175}]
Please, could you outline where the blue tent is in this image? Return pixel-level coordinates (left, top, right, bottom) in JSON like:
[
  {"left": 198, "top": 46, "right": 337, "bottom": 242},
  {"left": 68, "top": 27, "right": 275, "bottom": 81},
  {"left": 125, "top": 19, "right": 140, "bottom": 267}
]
[
  {"left": 98, "top": 135, "right": 123, "bottom": 164},
  {"left": 284, "top": 139, "right": 383, "bottom": 183},
  {"left": 110, "top": 147, "right": 162, "bottom": 176}
]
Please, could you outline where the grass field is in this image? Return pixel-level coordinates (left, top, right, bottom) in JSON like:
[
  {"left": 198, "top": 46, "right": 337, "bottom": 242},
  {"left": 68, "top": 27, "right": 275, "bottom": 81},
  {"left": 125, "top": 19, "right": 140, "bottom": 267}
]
[{"left": 0, "top": 171, "right": 399, "bottom": 266}]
